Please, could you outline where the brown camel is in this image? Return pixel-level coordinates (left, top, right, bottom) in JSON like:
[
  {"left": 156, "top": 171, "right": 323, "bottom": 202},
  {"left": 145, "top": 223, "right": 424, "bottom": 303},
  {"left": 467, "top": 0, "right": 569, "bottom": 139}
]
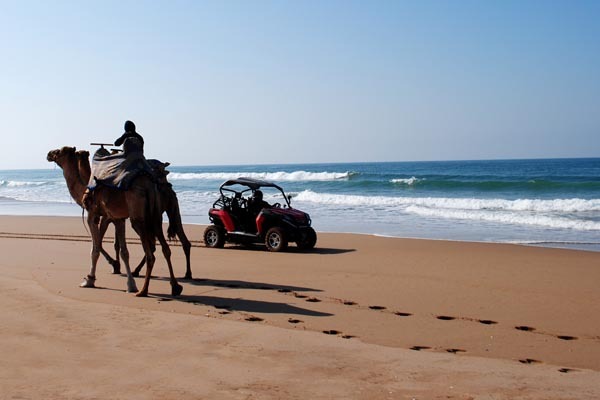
[
  {"left": 47, "top": 146, "right": 182, "bottom": 297},
  {"left": 75, "top": 150, "right": 193, "bottom": 279}
]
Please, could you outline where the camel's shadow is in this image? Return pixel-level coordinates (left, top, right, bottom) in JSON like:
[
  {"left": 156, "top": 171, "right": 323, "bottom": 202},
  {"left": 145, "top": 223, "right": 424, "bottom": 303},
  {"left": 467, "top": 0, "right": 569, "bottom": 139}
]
[{"left": 139, "top": 277, "right": 331, "bottom": 317}]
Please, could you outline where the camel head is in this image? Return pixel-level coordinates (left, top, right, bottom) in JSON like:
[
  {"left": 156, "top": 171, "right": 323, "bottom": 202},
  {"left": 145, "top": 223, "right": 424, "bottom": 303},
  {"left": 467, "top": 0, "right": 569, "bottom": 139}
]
[{"left": 47, "top": 146, "right": 77, "bottom": 167}]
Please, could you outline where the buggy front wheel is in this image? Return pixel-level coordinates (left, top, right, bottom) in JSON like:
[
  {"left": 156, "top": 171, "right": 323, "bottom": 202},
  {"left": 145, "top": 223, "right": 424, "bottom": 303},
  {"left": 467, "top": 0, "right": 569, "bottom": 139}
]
[
  {"left": 204, "top": 226, "right": 225, "bottom": 248},
  {"left": 265, "top": 227, "right": 288, "bottom": 252}
]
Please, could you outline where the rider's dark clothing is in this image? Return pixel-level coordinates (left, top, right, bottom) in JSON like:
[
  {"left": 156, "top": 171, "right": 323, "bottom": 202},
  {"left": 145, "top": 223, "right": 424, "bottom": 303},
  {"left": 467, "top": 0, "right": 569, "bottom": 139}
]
[{"left": 114, "top": 131, "right": 144, "bottom": 147}]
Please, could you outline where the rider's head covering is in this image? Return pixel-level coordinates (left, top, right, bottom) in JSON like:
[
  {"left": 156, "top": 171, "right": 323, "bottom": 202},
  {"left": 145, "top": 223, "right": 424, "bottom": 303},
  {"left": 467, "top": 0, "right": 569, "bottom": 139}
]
[
  {"left": 124, "top": 120, "right": 136, "bottom": 133},
  {"left": 253, "top": 190, "right": 263, "bottom": 201}
]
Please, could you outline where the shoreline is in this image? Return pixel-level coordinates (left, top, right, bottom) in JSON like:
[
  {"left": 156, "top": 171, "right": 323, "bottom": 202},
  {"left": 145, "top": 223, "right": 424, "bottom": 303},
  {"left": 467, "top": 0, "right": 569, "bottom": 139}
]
[
  {"left": 2, "top": 209, "right": 600, "bottom": 253},
  {"left": 1, "top": 215, "right": 600, "bottom": 398}
]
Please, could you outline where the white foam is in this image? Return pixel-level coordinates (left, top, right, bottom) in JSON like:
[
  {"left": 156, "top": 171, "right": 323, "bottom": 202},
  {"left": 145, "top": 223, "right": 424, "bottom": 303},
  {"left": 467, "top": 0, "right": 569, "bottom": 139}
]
[
  {"left": 405, "top": 205, "right": 600, "bottom": 231},
  {"left": 390, "top": 177, "right": 420, "bottom": 185},
  {"left": 292, "top": 190, "right": 600, "bottom": 231},
  {"left": 1, "top": 180, "right": 48, "bottom": 187},
  {"left": 293, "top": 190, "right": 600, "bottom": 212},
  {"left": 168, "top": 171, "right": 352, "bottom": 182}
]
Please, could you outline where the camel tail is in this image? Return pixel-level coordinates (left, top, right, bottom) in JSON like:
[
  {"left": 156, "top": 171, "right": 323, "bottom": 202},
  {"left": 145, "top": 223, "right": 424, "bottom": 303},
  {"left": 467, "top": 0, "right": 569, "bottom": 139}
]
[
  {"left": 165, "top": 189, "right": 182, "bottom": 241},
  {"left": 146, "top": 183, "right": 163, "bottom": 242}
]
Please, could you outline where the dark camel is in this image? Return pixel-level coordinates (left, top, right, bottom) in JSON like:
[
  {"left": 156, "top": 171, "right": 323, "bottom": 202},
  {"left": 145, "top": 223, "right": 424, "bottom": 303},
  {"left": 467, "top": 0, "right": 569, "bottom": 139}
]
[{"left": 47, "top": 146, "right": 182, "bottom": 297}]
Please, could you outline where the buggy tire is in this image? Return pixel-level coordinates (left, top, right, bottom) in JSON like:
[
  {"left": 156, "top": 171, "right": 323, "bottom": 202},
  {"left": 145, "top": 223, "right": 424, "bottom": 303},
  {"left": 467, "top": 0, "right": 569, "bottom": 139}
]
[
  {"left": 296, "top": 227, "right": 317, "bottom": 250},
  {"left": 204, "top": 226, "right": 225, "bottom": 248},
  {"left": 265, "top": 227, "right": 288, "bottom": 252}
]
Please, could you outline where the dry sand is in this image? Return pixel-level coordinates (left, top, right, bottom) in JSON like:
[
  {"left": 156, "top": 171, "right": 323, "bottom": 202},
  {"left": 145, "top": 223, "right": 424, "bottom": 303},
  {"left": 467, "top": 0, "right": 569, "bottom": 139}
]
[{"left": 1, "top": 215, "right": 599, "bottom": 399}]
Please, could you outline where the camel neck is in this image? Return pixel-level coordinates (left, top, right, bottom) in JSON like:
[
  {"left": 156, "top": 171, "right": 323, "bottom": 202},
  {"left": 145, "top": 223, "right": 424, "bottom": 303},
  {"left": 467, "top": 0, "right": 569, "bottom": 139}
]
[{"left": 61, "top": 159, "right": 88, "bottom": 207}]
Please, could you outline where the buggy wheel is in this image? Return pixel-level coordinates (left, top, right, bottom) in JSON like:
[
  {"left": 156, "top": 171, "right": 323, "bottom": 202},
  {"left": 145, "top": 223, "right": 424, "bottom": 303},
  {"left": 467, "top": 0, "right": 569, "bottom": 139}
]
[
  {"left": 296, "top": 227, "right": 317, "bottom": 250},
  {"left": 265, "top": 227, "right": 288, "bottom": 252},
  {"left": 204, "top": 226, "right": 225, "bottom": 248}
]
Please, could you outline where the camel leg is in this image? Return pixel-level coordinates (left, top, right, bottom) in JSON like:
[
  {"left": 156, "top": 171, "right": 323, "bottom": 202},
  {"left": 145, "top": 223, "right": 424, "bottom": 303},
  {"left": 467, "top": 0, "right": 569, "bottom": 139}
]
[
  {"left": 113, "top": 219, "right": 138, "bottom": 293},
  {"left": 97, "top": 217, "right": 121, "bottom": 274},
  {"left": 132, "top": 255, "right": 146, "bottom": 277},
  {"left": 178, "top": 229, "right": 193, "bottom": 280},
  {"left": 82, "top": 214, "right": 101, "bottom": 288},
  {"left": 157, "top": 229, "right": 183, "bottom": 296},
  {"left": 133, "top": 222, "right": 156, "bottom": 298}
]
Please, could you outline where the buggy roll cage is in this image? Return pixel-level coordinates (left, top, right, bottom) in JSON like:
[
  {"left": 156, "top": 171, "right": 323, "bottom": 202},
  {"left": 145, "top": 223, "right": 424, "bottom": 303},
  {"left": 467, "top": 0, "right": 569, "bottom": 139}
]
[{"left": 214, "top": 177, "right": 292, "bottom": 209}]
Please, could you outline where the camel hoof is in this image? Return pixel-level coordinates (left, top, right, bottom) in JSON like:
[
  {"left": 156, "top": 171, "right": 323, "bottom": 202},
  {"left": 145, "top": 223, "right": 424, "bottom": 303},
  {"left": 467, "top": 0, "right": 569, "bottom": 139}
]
[
  {"left": 135, "top": 290, "right": 148, "bottom": 297},
  {"left": 127, "top": 284, "right": 138, "bottom": 293},
  {"left": 111, "top": 261, "right": 121, "bottom": 275},
  {"left": 132, "top": 270, "right": 140, "bottom": 278},
  {"left": 184, "top": 273, "right": 193, "bottom": 280},
  {"left": 80, "top": 276, "right": 96, "bottom": 288},
  {"left": 172, "top": 283, "right": 183, "bottom": 297}
]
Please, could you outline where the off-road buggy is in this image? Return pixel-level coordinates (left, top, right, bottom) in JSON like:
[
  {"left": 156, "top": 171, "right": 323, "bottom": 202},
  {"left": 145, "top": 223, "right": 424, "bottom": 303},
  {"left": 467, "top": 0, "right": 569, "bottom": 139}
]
[{"left": 203, "top": 177, "right": 317, "bottom": 252}]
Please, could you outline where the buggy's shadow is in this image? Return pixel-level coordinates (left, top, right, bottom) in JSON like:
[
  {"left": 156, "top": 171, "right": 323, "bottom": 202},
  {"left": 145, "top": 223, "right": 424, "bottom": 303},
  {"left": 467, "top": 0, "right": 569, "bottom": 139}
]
[{"left": 222, "top": 244, "right": 356, "bottom": 255}]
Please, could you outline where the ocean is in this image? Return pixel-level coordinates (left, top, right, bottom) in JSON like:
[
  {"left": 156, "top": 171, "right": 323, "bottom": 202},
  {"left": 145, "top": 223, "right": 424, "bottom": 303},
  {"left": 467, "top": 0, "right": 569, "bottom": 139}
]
[{"left": 2, "top": 158, "right": 600, "bottom": 251}]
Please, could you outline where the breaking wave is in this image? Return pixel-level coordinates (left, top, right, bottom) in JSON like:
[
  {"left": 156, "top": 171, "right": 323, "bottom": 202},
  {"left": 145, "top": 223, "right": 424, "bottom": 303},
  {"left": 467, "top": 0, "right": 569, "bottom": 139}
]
[
  {"left": 168, "top": 171, "right": 353, "bottom": 182},
  {"left": 292, "top": 190, "right": 600, "bottom": 231}
]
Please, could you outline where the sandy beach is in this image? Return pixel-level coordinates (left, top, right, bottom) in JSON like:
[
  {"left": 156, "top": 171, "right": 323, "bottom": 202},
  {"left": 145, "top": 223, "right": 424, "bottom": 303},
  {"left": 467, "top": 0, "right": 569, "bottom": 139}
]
[{"left": 1, "top": 215, "right": 599, "bottom": 399}]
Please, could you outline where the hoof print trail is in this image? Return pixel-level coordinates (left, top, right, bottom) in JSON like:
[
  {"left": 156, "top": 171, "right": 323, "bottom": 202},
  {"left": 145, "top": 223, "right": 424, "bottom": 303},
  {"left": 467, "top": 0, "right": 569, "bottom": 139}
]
[
  {"left": 323, "top": 330, "right": 341, "bottom": 335},
  {"left": 395, "top": 312, "right": 412, "bottom": 317},
  {"left": 341, "top": 335, "right": 355, "bottom": 339},
  {"left": 515, "top": 326, "right": 536, "bottom": 332},
  {"left": 288, "top": 318, "right": 303, "bottom": 324},
  {"left": 245, "top": 316, "right": 263, "bottom": 322},
  {"left": 294, "top": 293, "right": 308, "bottom": 299},
  {"left": 446, "top": 348, "right": 466, "bottom": 354},
  {"left": 478, "top": 319, "right": 497, "bottom": 325},
  {"left": 437, "top": 316, "right": 455, "bottom": 321},
  {"left": 557, "top": 335, "right": 577, "bottom": 341},
  {"left": 343, "top": 301, "right": 356, "bottom": 306},
  {"left": 519, "top": 358, "right": 541, "bottom": 364},
  {"left": 369, "top": 305, "right": 386, "bottom": 310},
  {"left": 306, "top": 297, "right": 321, "bottom": 303},
  {"left": 410, "top": 346, "right": 430, "bottom": 351}
]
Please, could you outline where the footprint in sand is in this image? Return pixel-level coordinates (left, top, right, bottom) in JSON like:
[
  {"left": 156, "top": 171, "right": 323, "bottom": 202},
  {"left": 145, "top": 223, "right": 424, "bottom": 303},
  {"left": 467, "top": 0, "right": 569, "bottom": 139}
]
[
  {"left": 436, "top": 315, "right": 456, "bottom": 321},
  {"left": 395, "top": 311, "right": 412, "bottom": 317},
  {"left": 518, "top": 358, "right": 541, "bottom": 364},
  {"left": 245, "top": 316, "right": 264, "bottom": 322},
  {"left": 306, "top": 297, "right": 321, "bottom": 303},
  {"left": 478, "top": 319, "right": 497, "bottom": 325},
  {"left": 323, "top": 329, "right": 341, "bottom": 335},
  {"left": 557, "top": 335, "right": 577, "bottom": 341},
  {"left": 515, "top": 326, "right": 536, "bottom": 332},
  {"left": 410, "top": 346, "right": 431, "bottom": 351},
  {"left": 288, "top": 318, "right": 303, "bottom": 324},
  {"left": 341, "top": 335, "right": 355, "bottom": 339},
  {"left": 294, "top": 293, "right": 308, "bottom": 299},
  {"left": 369, "top": 305, "right": 387, "bottom": 310},
  {"left": 278, "top": 288, "right": 292, "bottom": 293},
  {"left": 343, "top": 301, "right": 357, "bottom": 306},
  {"left": 446, "top": 348, "right": 466, "bottom": 354},
  {"left": 559, "top": 368, "right": 577, "bottom": 373}
]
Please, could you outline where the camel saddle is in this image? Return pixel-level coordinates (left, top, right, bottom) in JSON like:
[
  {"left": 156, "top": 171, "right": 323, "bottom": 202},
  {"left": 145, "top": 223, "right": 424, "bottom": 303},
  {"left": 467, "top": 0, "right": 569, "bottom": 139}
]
[{"left": 87, "top": 138, "right": 156, "bottom": 191}]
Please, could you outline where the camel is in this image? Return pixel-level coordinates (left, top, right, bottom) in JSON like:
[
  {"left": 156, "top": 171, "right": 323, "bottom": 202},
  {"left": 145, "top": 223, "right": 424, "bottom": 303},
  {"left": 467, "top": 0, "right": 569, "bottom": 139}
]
[
  {"left": 47, "top": 146, "right": 182, "bottom": 297},
  {"left": 74, "top": 150, "right": 193, "bottom": 280}
]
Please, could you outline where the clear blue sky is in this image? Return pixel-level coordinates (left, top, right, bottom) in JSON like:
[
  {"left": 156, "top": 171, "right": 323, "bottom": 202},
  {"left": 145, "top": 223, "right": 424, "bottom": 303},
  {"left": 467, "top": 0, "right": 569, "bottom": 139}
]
[{"left": 1, "top": 0, "right": 599, "bottom": 169}]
